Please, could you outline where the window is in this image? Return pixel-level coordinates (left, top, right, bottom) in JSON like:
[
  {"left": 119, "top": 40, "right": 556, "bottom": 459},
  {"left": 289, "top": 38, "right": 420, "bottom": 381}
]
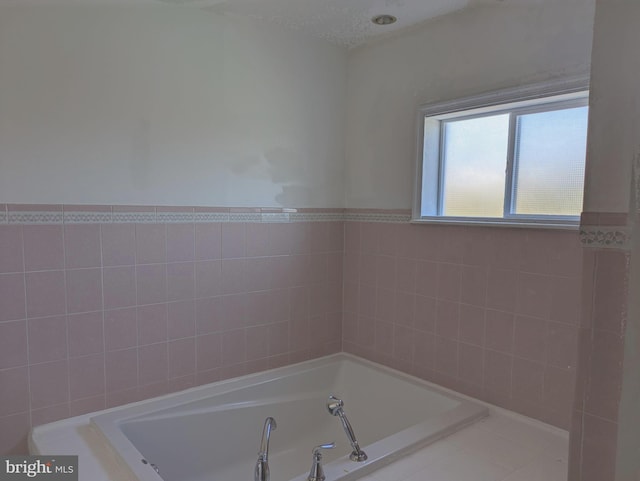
[{"left": 413, "top": 77, "right": 589, "bottom": 227}]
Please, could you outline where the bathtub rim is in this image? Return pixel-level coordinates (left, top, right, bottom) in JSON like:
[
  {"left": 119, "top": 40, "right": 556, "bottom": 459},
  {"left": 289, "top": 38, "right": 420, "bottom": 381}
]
[{"left": 85, "top": 353, "right": 488, "bottom": 481}]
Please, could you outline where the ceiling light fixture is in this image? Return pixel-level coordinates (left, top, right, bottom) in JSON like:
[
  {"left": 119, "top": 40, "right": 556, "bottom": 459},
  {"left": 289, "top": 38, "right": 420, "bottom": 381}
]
[{"left": 371, "top": 14, "right": 397, "bottom": 26}]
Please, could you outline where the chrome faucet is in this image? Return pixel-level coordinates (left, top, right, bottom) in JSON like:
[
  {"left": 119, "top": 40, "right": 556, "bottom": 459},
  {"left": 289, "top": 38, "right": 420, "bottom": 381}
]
[
  {"left": 307, "top": 442, "right": 335, "bottom": 481},
  {"left": 326, "top": 395, "right": 367, "bottom": 462},
  {"left": 255, "top": 417, "right": 277, "bottom": 481}
]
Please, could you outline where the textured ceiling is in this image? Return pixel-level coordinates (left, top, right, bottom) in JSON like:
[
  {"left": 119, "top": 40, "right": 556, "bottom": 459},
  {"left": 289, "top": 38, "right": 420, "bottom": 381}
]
[
  {"left": 202, "top": 0, "right": 474, "bottom": 48},
  {"left": 0, "top": 0, "right": 581, "bottom": 48}
]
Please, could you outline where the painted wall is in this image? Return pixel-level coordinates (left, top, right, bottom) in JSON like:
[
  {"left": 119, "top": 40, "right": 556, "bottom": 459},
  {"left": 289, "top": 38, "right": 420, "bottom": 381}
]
[
  {"left": 582, "top": 1, "right": 639, "bottom": 214},
  {"left": 345, "top": 2, "right": 595, "bottom": 209},
  {"left": 0, "top": 7, "right": 347, "bottom": 208}
]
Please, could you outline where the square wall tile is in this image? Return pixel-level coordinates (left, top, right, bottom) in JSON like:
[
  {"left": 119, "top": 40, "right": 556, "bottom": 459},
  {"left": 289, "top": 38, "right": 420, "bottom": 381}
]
[
  {"left": 196, "top": 333, "right": 221, "bottom": 371},
  {"left": 167, "top": 262, "right": 195, "bottom": 302},
  {"left": 459, "top": 304, "right": 485, "bottom": 346},
  {"left": 516, "top": 273, "right": 553, "bottom": 319},
  {"left": 221, "top": 223, "right": 246, "bottom": 259},
  {"left": 460, "top": 265, "right": 487, "bottom": 307},
  {"left": 245, "top": 223, "right": 270, "bottom": 258},
  {"left": 593, "top": 250, "right": 629, "bottom": 334},
  {"left": 435, "top": 300, "right": 460, "bottom": 339},
  {"left": 69, "top": 354, "right": 105, "bottom": 400},
  {"left": 485, "top": 309, "right": 514, "bottom": 353},
  {"left": 28, "top": 316, "right": 67, "bottom": 364},
  {"left": 65, "top": 268, "right": 102, "bottom": 314},
  {"left": 166, "top": 224, "right": 195, "bottom": 262},
  {"left": 246, "top": 325, "right": 270, "bottom": 361},
  {"left": 221, "top": 329, "right": 246, "bottom": 366},
  {"left": 104, "top": 308, "right": 137, "bottom": 351},
  {"left": 67, "top": 311, "right": 103, "bottom": 357},
  {"left": 0, "top": 274, "right": 25, "bottom": 322},
  {"left": 483, "top": 350, "right": 512, "bottom": 397},
  {"left": 437, "top": 264, "right": 461, "bottom": 301},
  {"left": 29, "top": 360, "right": 69, "bottom": 409},
  {"left": 0, "top": 321, "right": 27, "bottom": 369},
  {"left": 136, "top": 264, "right": 167, "bottom": 305},
  {"left": 512, "top": 358, "right": 544, "bottom": 404},
  {"left": 23, "top": 225, "right": 64, "bottom": 271},
  {"left": 550, "top": 276, "right": 582, "bottom": 325},
  {"left": 195, "top": 224, "right": 221, "bottom": 261},
  {"left": 458, "top": 343, "right": 484, "bottom": 386},
  {"left": 105, "top": 348, "right": 138, "bottom": 392},
  {"left": 268, "top": 321, "right": 289, "bottom": 356},
  {"left": 413, "top": 330, "right": 435, "bottom": 369},
  {"left": 135, "top": 224, "right": 166, "bottom": 265},
  {"left": 101, "top": 224, "right": 136, "bottom": 267},
  {"left": 0, "top": 367, "right": 29, "bottom": 417},
  {"left": 25, "top": 271, "right": 65, "bottom": 319},
  {"left": 139, "top": 343, "right": 168, "bottom": 386},
  {"left": 0, "top": 226, "right": 23, "bottom": 273},
  {"left": 137, "top": 304, "right": 168, "bottom": 345},
  {"left": 167, "top": 300, "right": 195, "bottom": 340},
  {"left": 103, "top": 266, "right": 136, "bottom": 309},
  {"left": 546, "top": 322, "right": 579, "bottom": 369},
  {"left": 434, "top": 336, "right": 458, "bottom": 374},
  {"left": 513, "top": 315, "right": 547, "bottom": 363},
  {"left": 0, "top": 413, "right": 30, "bottom": 454},
  {"left": 64, "top": 224, "right": 101, "bottom": 268},
  {"left": 486, "top": 269, "right": 518, "bottom": 312},
  {"left": 168, "top": 338, "right": 196, "bottom": 378}
]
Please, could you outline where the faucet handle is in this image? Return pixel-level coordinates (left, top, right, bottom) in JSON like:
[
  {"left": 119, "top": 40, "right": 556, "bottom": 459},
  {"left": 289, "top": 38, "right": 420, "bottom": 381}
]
[
  {"left": 312, "top": 442, "right": 335, "bottom": 456},
  {"left": 308, "top": 443, "right": 335, "bottom": 481}
]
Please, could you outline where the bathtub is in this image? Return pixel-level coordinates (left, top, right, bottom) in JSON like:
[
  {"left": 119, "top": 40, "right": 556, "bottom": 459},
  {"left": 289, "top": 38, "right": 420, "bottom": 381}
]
[{"left": 76, "top": 354, "right": 487, "bottom": 481}]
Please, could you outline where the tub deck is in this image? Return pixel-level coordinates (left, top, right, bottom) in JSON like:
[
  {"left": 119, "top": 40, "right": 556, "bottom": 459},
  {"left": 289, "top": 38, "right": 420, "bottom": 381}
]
[{"left": 30, "top": 354, "right": 500, "bottom": 481}]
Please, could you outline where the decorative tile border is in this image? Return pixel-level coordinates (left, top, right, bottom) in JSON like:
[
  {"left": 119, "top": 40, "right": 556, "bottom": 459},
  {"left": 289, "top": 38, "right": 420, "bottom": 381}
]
[
  {"left": 580, "top": 227, "right": 630, "bottom": 249},
  {"left": 580, "top": 211, "right": 631, "bottom": 249},
  {"left": 8, "top": 211, "right": 65, "bottom": 224},
  {"left": 344, "top": 212, "right": 412, "bottom": 223},
  {"left": 0, "top": 205, "right": 349, "bottom": 224},
  {"left": 63, "top": 211, "right": 114, "bottom": 224},
  {"left": 0, "top": 205, "right": 413, "bottom": 224}
]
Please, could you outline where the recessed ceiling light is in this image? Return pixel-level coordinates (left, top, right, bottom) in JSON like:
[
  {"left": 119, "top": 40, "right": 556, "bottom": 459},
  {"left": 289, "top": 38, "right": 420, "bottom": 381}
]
[{"left": 371, "top": 14, "right": 397, "bottom": 26}]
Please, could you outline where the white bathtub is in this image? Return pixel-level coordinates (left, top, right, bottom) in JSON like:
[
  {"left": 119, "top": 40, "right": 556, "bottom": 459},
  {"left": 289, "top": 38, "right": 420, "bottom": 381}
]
[{"left": 41, "top": 354, "right": 488, "bottom": 481}]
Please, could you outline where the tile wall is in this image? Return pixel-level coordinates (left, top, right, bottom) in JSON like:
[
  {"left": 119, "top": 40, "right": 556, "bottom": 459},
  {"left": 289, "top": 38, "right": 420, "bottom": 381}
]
[
  {"left": 342, "top": 220, "right": 583, "bottom": 430},
  {"left": 569, "top": 213, "right": 630, "bottom": 481},
  {"left": 0, "top": 204, "right": 588, "bottom": 456},
  {"left": 0, "top": 205, "right": 344, "bottom": 454}
]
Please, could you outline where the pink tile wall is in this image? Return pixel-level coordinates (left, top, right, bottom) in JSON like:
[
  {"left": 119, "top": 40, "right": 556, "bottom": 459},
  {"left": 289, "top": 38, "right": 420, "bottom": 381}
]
[
  {"left": 342, "top": 222, "right": 582, "bottom": 429},
  {"left": 569, "top": 246, "right": 629, "bottom": 481},
  {"left": 0, "top": 220, "right": 343, "bottom": 455}
]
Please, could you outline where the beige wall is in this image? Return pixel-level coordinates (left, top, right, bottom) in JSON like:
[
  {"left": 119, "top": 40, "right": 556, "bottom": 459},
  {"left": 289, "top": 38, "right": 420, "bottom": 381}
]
[{"left": 0, "top": 7, "right": 348, "bottom": 207}]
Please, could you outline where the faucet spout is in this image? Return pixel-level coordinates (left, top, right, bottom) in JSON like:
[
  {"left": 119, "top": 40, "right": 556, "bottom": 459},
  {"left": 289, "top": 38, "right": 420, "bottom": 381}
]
[
  {"left": 255, "top": 417, "right": 277, "bottom": 481},
  {"left": 327, "top": 395, "right": 368, "bottom": 462}
]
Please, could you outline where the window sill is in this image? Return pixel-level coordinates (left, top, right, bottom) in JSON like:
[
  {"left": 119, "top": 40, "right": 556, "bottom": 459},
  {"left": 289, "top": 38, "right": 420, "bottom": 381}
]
[{"left": 410, "top": 216, "right": 580, "bottom": 230}]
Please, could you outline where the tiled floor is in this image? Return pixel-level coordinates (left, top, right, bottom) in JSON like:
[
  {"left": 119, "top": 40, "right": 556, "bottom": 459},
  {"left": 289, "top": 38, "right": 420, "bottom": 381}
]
[{"left": 360, "top": 412, "right": 568, "bottom": 481}]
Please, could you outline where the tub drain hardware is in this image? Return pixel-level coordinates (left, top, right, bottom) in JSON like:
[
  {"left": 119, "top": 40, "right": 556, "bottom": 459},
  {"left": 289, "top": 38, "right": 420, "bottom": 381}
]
[{"left": 140, "top": 459, "right": 160, "bottom": 474}]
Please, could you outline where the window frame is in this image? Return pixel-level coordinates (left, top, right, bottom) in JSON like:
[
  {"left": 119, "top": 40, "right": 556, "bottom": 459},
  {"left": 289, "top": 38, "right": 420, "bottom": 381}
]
[{"left": 412, "top": 75, "right": 590, "bottom": 229}]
